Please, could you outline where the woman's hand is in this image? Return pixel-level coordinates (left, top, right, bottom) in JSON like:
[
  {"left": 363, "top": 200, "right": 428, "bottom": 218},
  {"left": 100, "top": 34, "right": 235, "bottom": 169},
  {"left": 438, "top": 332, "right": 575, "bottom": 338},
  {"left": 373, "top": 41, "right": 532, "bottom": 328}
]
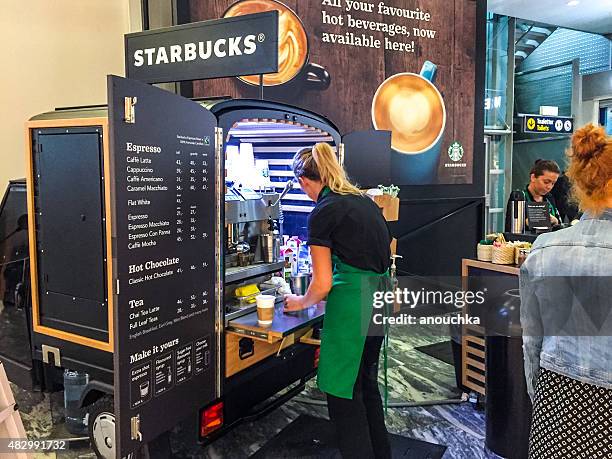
[
  {"left": 283, "top": 294, "right": 306, "bottom": 312},
  {"left": 283, "top": 246, "right": 332, "bottom": 314},
  {"left": 550, "top": 215, "right": 559, "bottom": 226}
]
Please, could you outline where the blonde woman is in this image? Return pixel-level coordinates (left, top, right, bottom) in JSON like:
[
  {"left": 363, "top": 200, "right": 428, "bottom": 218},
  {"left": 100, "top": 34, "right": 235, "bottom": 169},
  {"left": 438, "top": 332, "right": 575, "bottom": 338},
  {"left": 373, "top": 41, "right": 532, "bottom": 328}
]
[
  {"left": 284, "top": 143, "right": 392, "bottom": 458},
  {"left": 520, "top": 124, "right": 612, "bottom": 458}
]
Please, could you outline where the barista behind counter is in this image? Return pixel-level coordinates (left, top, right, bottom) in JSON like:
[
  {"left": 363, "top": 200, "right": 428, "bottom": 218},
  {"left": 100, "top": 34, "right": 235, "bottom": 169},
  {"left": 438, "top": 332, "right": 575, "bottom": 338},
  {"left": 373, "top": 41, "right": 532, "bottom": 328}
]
[{"left": 505, "top": 159, "right": 562, "bottom": 232}]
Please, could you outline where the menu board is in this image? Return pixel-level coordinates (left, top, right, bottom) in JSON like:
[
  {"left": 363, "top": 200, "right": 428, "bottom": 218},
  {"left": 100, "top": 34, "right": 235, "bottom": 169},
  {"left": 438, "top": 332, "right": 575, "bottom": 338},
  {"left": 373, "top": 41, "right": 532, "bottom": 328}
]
[
  {"left": 108, "top": 75, "right": 218, "bottom": 457},
  {"left": 526, "top": 202, "right": 551, "bottom": 230}
]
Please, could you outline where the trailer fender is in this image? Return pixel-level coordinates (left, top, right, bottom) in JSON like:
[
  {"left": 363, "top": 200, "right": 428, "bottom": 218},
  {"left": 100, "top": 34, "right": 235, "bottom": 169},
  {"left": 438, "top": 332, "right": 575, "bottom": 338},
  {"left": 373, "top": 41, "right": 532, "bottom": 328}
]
[{"left": 79, "top": 380, "right": 113, "bottom": 408}]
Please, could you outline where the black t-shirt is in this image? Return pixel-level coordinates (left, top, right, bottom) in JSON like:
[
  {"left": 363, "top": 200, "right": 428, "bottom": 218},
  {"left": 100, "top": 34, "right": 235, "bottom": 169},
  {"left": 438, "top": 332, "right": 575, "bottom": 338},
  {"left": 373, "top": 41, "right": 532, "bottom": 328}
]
[{"left": 307, "top": 188, "right": 392, "bottom": 273}]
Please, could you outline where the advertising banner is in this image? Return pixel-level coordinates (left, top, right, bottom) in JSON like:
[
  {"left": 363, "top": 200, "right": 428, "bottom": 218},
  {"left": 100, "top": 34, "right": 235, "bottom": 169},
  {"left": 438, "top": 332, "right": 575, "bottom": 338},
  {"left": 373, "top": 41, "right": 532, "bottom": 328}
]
[{"left": 189, "top": 0, "right": 479, "bottom": 186}]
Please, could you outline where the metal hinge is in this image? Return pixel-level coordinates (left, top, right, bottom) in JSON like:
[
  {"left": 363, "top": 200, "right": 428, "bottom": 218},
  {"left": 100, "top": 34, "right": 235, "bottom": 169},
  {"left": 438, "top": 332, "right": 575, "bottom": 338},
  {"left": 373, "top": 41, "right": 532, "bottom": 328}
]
[
  {"left": 130, "top": 415, "right": 142, "bottom": 441},
  {"left": 124, "top": 97, "right": 138, "bottom": 124},
  {"left": 215, "top": 127, "right": 223, "bottom": 153},
  {"left": 116, "top": 279, "right": 120, "bottom": 295}
]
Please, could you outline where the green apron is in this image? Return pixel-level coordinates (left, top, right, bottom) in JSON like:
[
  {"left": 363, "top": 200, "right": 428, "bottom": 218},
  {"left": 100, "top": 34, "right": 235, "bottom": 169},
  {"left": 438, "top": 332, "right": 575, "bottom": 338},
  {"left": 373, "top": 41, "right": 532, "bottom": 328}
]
[{"left": 317, "top": 255, "right": 391, "bottom": 399}]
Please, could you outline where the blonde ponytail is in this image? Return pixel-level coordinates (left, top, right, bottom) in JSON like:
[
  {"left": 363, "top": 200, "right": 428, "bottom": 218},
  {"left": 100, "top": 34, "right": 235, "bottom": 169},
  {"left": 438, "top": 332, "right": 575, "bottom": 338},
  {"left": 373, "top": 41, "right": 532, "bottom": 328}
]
[{"left": 292, "top": 143, "right": 362, "bottom": 195}]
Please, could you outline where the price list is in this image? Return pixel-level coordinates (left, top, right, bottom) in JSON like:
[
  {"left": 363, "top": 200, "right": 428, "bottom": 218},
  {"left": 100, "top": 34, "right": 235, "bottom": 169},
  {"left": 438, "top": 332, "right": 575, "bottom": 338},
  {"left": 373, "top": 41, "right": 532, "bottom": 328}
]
[{"left": 121, "top": 139, "right": 215, "bottom": 338}]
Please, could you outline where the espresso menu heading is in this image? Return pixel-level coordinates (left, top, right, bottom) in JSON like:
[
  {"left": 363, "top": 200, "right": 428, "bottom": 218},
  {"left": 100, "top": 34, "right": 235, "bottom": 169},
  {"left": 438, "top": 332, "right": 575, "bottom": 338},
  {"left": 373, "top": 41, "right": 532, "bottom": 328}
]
[{"left": 125, "top": 11, "right": 279, "bottom": 83}]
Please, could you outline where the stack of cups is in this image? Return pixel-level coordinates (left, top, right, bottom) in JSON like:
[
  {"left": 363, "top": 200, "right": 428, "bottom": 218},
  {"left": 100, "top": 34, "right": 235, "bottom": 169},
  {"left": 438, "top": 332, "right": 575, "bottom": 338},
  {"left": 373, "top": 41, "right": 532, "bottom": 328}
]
[
  {"left": 261, "top": 233, "right": 276, "bottom": 263},
  {"left": 256, "top": 294, "right": 276, "bottom": 326}
]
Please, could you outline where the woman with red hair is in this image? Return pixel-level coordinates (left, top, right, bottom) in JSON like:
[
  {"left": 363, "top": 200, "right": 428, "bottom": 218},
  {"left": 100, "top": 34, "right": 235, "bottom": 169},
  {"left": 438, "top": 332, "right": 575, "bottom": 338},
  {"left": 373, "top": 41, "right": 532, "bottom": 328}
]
[{"left": 520, "top": 124, "right": 612, "bottom": 458}]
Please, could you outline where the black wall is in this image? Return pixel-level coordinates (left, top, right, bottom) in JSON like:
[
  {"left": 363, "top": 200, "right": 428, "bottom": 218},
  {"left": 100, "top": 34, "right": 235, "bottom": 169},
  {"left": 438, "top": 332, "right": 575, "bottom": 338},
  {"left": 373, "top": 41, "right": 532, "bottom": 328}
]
[{"left": 392, "top": 197, "right": 484, "bottom": 281}]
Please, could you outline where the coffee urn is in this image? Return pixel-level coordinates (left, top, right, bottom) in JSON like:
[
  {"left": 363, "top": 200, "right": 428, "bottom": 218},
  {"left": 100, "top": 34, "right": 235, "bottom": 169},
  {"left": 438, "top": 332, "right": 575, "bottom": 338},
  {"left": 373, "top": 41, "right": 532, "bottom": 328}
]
[{"left": 509, "top": 190, "right": 526, "bottom": 234}]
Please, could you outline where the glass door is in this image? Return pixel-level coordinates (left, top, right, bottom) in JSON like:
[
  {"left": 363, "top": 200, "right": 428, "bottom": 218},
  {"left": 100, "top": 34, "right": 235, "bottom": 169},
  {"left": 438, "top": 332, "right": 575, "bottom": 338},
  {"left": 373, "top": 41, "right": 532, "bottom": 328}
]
[{"left": 484, "top": 13, "right": 515, "bottom": 233}]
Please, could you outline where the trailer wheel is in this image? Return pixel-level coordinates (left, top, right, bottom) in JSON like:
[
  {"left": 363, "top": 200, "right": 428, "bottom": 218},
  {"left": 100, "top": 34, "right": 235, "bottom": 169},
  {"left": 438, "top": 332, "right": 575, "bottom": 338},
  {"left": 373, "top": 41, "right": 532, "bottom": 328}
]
[
  {"left": 88, "top": 396, "right": 145, "bottom": 459},
  {"left": 87, "top": 396, "right": 116, "bottom": 459}
]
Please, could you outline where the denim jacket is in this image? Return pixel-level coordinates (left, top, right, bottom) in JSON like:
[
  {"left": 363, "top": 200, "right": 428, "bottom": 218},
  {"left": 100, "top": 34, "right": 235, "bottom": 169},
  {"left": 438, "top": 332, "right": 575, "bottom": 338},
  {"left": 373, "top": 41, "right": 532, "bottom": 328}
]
[{"left": 520, "top": 209, "right": 612, "bottom": 400}]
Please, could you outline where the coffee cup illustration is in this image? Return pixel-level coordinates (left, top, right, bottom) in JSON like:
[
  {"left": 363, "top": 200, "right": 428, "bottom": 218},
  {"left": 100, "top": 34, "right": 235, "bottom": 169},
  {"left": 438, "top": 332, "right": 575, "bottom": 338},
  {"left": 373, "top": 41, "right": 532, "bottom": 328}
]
[
  {"left": 139, "top": 380, "right": 150, "bottom": 398},
  {"left": 372, "top": 61, "right": 446, "bottom": 185},
  {"left": 223, "top": 0, "right": 330, "bottom": 93}
]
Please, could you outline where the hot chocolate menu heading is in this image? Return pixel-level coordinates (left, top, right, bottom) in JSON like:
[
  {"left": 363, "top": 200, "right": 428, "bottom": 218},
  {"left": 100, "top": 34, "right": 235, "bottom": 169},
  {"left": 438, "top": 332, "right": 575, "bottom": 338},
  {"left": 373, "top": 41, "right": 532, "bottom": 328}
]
[{"left": 189, "top": 0, "right": 478, "bottom": 185}]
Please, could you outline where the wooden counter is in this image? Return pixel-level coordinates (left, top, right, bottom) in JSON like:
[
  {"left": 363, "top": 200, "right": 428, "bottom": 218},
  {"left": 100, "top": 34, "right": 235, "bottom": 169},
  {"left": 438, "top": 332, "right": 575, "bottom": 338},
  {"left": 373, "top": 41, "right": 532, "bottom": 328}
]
[
  {"left": 225, "top": 303, "right": 325, "bottom": 378},
  {"left": 461, "top": 259, "right": 520, "bottom": 277},
  {"left": 461, "top": 259, "right": 519, "bottom": 395}
]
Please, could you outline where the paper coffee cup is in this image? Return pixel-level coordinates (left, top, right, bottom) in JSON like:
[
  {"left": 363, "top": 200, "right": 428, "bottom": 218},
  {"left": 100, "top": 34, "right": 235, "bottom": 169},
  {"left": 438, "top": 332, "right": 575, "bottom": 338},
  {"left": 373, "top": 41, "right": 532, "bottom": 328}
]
[{"left": 256, "top": 294, "right": 276, "bottom": 325}]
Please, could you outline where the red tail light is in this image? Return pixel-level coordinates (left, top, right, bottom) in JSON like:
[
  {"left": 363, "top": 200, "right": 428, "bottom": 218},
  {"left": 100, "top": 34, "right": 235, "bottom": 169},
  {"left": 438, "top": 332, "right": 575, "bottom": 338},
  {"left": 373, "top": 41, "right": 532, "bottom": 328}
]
[
  {"left": 200, "top": 402, "right": 224, "bottom": 437},
  {"left": 314, "top": 347, "right": 320, "bottom": 368}
]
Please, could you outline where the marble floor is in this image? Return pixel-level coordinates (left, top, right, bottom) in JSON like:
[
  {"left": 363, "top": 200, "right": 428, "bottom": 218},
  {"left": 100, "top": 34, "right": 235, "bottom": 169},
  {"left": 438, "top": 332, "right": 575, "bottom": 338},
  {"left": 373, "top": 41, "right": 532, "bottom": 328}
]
[{"left": 9, "top": 313, "right": 502, "bottom": 458}]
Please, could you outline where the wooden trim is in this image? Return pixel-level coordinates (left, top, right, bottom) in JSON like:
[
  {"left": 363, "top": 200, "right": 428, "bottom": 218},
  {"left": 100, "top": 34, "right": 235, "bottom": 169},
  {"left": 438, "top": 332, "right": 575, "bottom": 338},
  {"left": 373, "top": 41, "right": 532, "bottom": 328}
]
[
  {"left": 462, "top": 258, "right": 520, "bottom": 276},
  {"left": 25, "top": 126, "right": 38, "bottom": 326},
  {"left": 227, "top": 323, "right": 284, "bottom": 344},
  {"left": 465, "top": 368, "right": 486, "bottom": 383},
  {"left": 225, "top": 330, "right": 272, "bottom": 344},
  {"left": 464, "top": 380, "right": 485, "bottom": 395},
  {"left": 299, "top": 329, "right": 321, "bottom": 346},
  {"left": 225, "top": 332, "right": 282, "bottom": 377},
  {"left": 465, "top": 358, "right": 485, "bottom": 371},
  {"left": 464, "top": 334, "right": 485, "bottom": 347},
  {"left": 466, "top": 346, "right": 485, "bottom": 360},
  {"left": 101, "top": 119, "right": 114, "bottom": 352},
  {"left": 461, "top": 258, "right": 469, "bottom": 277},
  {"left": 26, "top": 118, "right": 107, "bottom": 129},
  {"left": 276, "top": 334, "right": 295, "bottom": 356},
  {"left": 461, "top": 333, "right": 486, "bottom": 395},
  {"left": 460, "top": 258, "right": 520, "bottom": 397},
  {"left": 25, "top": 118, "right": 113, "bottom": 353}
]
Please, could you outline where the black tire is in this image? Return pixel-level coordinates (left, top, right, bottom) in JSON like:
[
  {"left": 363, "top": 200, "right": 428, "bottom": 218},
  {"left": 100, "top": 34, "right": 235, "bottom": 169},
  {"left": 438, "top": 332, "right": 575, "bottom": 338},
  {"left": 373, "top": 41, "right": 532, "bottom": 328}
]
[{"left": 87, "top": 395, "right": 117, "bottom": 459}]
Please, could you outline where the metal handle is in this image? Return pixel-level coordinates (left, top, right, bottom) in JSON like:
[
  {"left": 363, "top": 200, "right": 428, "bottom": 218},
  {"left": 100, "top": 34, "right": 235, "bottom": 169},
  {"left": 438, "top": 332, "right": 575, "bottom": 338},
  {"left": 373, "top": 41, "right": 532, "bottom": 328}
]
[{"left": 270, "top": 180, "right": 294, "bottom": 207}]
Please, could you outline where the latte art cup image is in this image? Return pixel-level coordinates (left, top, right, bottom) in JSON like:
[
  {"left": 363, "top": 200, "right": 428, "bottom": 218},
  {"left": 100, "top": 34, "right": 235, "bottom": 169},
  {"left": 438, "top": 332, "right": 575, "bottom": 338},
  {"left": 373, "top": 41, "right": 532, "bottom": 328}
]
[
  {"left": 372, "top": 61, "right": 447, "bottom": 185},
  {"left": 223, "top": 0, "right": 330, "bottom": 91},
  {"left": 224, "top": 0, "right": 308, "bottom": 86}
]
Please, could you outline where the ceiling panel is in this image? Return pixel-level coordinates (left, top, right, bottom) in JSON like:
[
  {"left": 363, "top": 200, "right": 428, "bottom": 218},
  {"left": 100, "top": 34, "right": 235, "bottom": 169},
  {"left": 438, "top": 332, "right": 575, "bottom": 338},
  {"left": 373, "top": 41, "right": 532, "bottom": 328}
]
[{"left": 488, "top": 0, "right": 612, "bottom": 35}]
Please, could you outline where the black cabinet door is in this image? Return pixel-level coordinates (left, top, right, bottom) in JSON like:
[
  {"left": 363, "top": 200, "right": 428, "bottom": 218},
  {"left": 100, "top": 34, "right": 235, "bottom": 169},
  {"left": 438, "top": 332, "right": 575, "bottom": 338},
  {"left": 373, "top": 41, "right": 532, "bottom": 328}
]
[
  {"left": 342, "top": 130, "right": 392, "bottom": 189},
  {"left": 36, "top": 129, "right": 109, "bottom": 341},
  {"left": 108, "top": 75, "right": 218, "bottom": 457}
]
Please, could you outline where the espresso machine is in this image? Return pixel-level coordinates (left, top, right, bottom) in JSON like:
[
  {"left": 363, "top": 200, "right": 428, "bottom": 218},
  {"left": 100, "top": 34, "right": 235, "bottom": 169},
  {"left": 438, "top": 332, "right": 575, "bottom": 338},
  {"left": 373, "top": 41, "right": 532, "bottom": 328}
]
[{"left": 223, "top": 181, "right": 293, "bottom": 320}]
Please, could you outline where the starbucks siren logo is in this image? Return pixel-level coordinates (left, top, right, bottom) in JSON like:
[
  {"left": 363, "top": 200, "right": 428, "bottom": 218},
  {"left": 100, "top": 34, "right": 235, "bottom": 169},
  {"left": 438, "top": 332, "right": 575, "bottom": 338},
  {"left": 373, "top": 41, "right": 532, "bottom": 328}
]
[{"left": 448, "top": 142, "right": 464, "bottom": 162}]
